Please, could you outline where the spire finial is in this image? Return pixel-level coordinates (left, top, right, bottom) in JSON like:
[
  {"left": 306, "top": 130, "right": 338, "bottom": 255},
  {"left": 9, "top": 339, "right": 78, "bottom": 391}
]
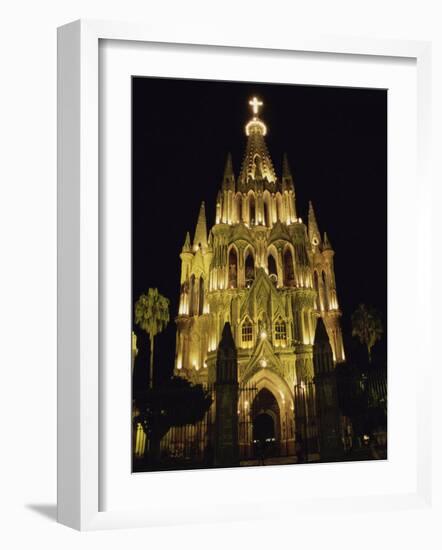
[
  {"left": 240, "top": 97, "right": 275, "bottom": 186},
  {"left": 282, "top": 153, "right": 295, "bottom": 191},
  {"left": 245, "top": 97, "right": 267, "bottom": 136},
  {"left": 224, "top": 152, "right": 233, "bottom": 177},
  {"left": 282, "top": 153, "right": 291, "bottom": 178},
  {"left": 182, "top": 231, "right": 191, "bottom": 252},
  {"left": 193, "top": 202, "right": 208, "bottom": 251},
  {"left": 222, "top": 153, "right": 235, "bottom": 190},
  {"left": 219, "top": 322, "right": 236, "bottom": 350},
  {"left": 314, "top": 317, "right": 330, "bottom": 345},
  {"left": 323, "top": 232, "right": 333, "bottom": 251}
]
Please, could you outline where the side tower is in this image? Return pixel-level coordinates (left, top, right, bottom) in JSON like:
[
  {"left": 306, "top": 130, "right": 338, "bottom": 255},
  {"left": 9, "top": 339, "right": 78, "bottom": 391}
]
[
  {"left": 175, "top": 202, "right": 213, "bottom": 380},
  {"left": 308, "top": 202, "right": 345, "bottom": 362}
]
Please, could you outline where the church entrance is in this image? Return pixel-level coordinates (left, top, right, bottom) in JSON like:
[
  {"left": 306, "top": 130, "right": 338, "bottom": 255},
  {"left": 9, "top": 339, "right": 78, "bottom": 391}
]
[
  {"left": 252, "top": 388, "right": 280, "bottom": 458},
  {"left": 253, "top": 413, "right": 275, "bottom": 442}
]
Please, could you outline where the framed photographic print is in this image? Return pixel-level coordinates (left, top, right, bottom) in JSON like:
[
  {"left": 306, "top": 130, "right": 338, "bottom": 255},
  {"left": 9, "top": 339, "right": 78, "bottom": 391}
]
[
  {"left": 57, "top": 20, "right": 432, "bottom": 530},
  {"left": 131, "top": 78, "right": 387, "bottom": 473}
]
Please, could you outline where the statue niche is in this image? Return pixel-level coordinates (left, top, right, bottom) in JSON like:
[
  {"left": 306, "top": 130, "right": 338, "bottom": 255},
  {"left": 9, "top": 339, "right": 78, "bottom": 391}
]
[
  {"left": 283, "top": 248, "right": 295, "bottom": 287},
  {"left": 245, "top": 250, "right": 255, "bottom": 288},
  {"left": 268, "top": 253, "right": 278, "bottom": 286}
]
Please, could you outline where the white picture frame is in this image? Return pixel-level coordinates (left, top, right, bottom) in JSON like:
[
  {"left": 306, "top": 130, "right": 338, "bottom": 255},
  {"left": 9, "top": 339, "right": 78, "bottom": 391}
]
[{"left": 57, "top": 19, "right": 432, "bottom": 531}]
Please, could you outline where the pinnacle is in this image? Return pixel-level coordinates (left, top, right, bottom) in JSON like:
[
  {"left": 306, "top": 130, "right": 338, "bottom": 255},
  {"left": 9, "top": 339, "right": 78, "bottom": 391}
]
[
  {"left": 308, "top": 201, "right": 315, "bottom": 223},
  {"left": 282, "top": 153, "right": 292, "bottom": 178},
  {"left": 219, "top": 322, "right": 236, "bottom": 350},
  {"left": 281, "top": 153, "right": 295, "bottom": 199},
  {"left": 222, "top": 153, "right": 235, "bottom": 190},
  {"left": 193, "top": 202, "right": 208, "bottom": 250},
  {"left": 308, "top": 201, "right": 322, "bottom": 246},
  {"left": 238, "top": 128, "right": 276, "bottom": 186},
  {"left": 224, "top": 152, "right": 234, "bottom": 178},
  {"left": 182, "top": 231, "right": 191, "bottom": 252},
  {"left": 314, "top": 318, "right": 331, "bottom": 347},
  {"left": 323, "top": 232, "right": 333, "bottom": 250}
]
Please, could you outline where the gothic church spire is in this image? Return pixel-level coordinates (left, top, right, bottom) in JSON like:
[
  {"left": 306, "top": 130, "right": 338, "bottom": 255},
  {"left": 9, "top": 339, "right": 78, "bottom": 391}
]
[
  {"left": 238, "top": 97, "right": 276, "bottom": 188},
  {"left": 323, "top": 232, "right": 333, "bottom": 251},
  {"left": 282, "top": 153, "right": 292, "bottom": 179},
  {"left": 182, "top": 231, "right": 191, "bottom": 252},
  {"left": 281, "top": 153, "right": 295, "bottom": 193},
  {"left": 193, "top": 202, "right": 208, "bottom": 251},
  {"left": 222, "top": 152, "right": 235, "bottom": 190}
]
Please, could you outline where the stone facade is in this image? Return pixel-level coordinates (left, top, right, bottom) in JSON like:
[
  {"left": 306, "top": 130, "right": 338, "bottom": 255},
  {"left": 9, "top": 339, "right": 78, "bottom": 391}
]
[{"left": 174, "top": 99, "right": 345, "bottom": 456}]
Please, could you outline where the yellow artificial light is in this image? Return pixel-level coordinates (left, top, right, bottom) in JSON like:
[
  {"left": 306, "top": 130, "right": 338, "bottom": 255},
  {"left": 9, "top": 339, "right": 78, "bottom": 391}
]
[
  {"left": 245, "top": 118, "right": 267, "bottom": 136},
  {"left": 249, "top": 97, "right": 263, "bottom": 115}
]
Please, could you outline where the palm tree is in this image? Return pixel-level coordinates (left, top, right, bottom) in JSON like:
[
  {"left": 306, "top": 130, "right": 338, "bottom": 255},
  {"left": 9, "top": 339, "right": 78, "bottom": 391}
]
[
  {"left": 351, "top": 304, "right": 383, "bottom": 364},
  {"left": 135, "top": 289, "right": 170, "bottom": 388}
]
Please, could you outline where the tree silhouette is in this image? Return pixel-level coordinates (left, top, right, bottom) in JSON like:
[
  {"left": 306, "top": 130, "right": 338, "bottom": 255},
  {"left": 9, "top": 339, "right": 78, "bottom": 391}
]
[
  {"left": 135, "top": 289, "right": 170, "bottom": 388},
  {"left": 135, "top": 376, "right": 213, "bottom": 464},
  {"left": 335, "top": 361, "right": 369, "bottom": 440},
  {"left": 351, "top": 304, "right": 383, "bottom": 364}
]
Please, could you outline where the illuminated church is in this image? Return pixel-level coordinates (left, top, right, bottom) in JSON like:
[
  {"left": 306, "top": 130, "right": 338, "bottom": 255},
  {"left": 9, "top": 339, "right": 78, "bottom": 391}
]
[{"left": 171, "top": 98, "right": 345, "bottom": 459}]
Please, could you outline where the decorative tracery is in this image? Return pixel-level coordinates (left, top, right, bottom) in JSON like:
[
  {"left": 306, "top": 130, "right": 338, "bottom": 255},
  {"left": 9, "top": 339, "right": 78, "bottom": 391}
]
[
  {"left": 241, "top": 319, "right": 253, "bottom": 348},
  {"left": 274, "top": 319, "right": 287, "bottom": 345}
]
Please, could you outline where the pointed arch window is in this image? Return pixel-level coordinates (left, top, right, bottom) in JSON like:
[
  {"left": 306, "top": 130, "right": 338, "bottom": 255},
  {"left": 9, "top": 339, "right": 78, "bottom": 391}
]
[
  {"left": 268, "top": 253, "right": 278, "bottom": 286},
  {"left": 236, "top": 194, "right": 242, "bottom": 223},
  {"left": 303, "top": 310, "right": 311, "bottom": 343},
  {"left": 189, "top": 274, "right": 196, "bottom": 315},
  {"left": 313, "top": 271, "right": 320, "bottom": 309},
  {"left": 245, "top": 250, "right": 255, "bottom": 288},
  {"left": 241, "top": 319, "right": 253, "bottom": 346},
  {"left": 228, "top": 248, "right": 238, "bottom": 289},
  {"left": 274, "top": 319, "right": 287, "bottom": 345},
  {"left": 253, "top": 155, "right": 263, "bottom": 179},
  {"left": 293, "top": 313, "right": 300, "bottom": 342},
  {"left": 283, "top": 248, "right": 295, "bottom": 287},
  {"left": 198, "top": 276, "right": 205, "bottom": 316},
  {"left": 263, "top": 194, "right": 270, "bottom": 226},
  {"left": 276, "top": 194, "right": 283, "bottom": 222},
  {"left": 249, "top": 194, "right": 256, "bottom": 225},
  {"left": 322, "top": 271, "right": 328, "bottom": 310}
]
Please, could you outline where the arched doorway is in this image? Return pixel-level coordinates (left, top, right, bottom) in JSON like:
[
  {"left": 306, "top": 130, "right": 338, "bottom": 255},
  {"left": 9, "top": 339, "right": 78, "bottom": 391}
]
[
  {"left": 253, "top": 413, "right": 275, "bottom": 442},
  {"left": 252, "top": 388, "right": 280, "bottom": 458}
]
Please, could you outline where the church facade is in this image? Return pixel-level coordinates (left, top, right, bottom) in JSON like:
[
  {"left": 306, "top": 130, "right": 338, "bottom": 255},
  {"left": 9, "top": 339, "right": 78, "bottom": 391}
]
[{"left": 173, "top": 98, "right": 345, "bottom": 458}]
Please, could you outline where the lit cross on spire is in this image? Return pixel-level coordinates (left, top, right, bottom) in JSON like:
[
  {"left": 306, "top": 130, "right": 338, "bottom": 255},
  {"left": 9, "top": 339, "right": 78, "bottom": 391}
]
[{"left": 249, "top": 97, "right": 263, "bottom": 116}]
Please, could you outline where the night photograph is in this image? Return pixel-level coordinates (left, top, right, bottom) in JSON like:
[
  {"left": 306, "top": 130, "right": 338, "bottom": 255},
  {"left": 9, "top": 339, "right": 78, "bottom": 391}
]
[{"left": 131, "top": 77, "right": 387, "bottom": 472}]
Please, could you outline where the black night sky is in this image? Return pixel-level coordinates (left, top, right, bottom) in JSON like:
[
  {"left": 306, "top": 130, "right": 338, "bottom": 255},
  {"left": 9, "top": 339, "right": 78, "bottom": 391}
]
[{"left": 132, "top": 77, "right": 387, "bottom": 385}]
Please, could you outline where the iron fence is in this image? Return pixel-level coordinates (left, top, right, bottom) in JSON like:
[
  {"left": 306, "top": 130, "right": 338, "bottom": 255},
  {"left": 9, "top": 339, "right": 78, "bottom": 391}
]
[{"left": 135, "top": 381, "right": 323, "bottom": 467}]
